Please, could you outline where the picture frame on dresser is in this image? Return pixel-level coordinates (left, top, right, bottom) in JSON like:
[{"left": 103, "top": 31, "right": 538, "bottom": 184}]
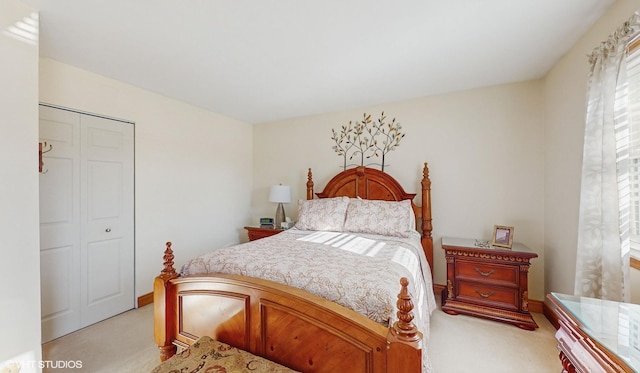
[{"left": 492, "top": 225, "right": 513, "bottom": 248}]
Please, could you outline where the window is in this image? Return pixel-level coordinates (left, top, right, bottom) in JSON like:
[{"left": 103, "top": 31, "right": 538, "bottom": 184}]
[
  {"left": 576, "top": 15, "right": 640, "bottom": 300},
  {"left": 627, "top": 38, "right": 640, "bottom": 265}
]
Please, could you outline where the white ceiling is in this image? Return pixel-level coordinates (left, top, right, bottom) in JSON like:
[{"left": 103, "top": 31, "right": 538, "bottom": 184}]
[{"left": 24, "top": 0, "right": 615, "bottom": 124}]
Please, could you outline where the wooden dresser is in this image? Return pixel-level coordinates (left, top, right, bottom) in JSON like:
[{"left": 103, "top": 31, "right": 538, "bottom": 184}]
[
  {"left": 244, "top": 226, "right": 283, "bottom": 241},
  {"left": 441, "top": 237, "right": 538, "bottom": 330},
  {"left": 548, "top": 292, "right": 637, "bottom": 373}
]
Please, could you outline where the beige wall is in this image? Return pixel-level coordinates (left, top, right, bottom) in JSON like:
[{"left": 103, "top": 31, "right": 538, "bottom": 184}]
[
  {"left": 0, "top": 0, "right": 42, "bottom": 369},
  {"left": 543, "top": 0, "right": 639, "bottom": 296},
  {"left": 4, "top": 8, "right": 635, "bottom": 366},
  {"left": 255, "top": 0, "right": 640, "bottom": 302},
  {"left": 253, "top": 81, "right": 546, "bottom": 301},
  {"left": 39, "top": 59, "right": 254, "bottom": 298}
]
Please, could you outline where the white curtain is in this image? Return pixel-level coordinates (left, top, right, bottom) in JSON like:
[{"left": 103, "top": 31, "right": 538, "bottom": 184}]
[{"left": 575, "top": 12, "right": 640, "bottom": 302}]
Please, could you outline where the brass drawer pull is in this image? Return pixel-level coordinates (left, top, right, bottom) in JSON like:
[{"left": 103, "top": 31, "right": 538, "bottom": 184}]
[
  {"left": 475, "top": 289, "right": 495, "bottom": 298},
  {"left": 475, "top": 267, "right": 495, "bottom": 277}
]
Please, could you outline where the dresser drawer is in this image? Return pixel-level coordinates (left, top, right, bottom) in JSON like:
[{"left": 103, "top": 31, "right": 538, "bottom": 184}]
[
  {"left": 455, "top": 259, "right": 518, "bottom": 287},
  {"left": 456, "top": 282, "right": 519, "bottom": 311}
]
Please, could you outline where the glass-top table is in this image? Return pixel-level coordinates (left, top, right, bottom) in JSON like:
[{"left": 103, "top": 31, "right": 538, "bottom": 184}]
[{"left": 549, "top": 292, "right": 640, "bottom": 372}]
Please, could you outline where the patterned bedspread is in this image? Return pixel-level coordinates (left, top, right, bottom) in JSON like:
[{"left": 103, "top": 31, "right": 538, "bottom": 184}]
[{"left": 181, "top": 228, "right": 436, "bottom": 333}]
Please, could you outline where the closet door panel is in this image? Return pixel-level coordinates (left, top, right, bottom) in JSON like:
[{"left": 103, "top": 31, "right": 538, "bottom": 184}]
[
  {"left": 80, "top": 114, "right": 134, "bottom": 327},
  {"left": 39, "top": 106, "right": 81, "bottom": 343}
]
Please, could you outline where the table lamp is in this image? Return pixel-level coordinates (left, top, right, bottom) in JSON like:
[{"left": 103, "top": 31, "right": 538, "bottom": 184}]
[{"left": 269, "top": 184, "right": 291, "bottom": 229}]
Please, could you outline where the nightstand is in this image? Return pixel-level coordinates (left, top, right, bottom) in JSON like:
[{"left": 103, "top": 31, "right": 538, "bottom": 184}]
[
  {"left": 441, "top": 237, "right": 538, "bottom": 330},
  {"left": 244, "top": 226, "right": 283, "bottom": 241}
]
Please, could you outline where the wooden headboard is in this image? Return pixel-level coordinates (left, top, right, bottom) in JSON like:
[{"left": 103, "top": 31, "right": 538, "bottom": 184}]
[{"left": 305, "top": 163, "right": 433, "bottom": 274}]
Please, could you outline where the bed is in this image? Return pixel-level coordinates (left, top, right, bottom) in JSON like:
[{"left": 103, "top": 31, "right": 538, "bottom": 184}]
[{"left": 154, "top": 164, "right": 435, "bottom": 373}]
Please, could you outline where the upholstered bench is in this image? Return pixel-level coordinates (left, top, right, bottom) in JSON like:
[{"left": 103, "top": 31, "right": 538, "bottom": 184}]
[{"left": 151, "top": 336, "right": 300, "bottom": 373}]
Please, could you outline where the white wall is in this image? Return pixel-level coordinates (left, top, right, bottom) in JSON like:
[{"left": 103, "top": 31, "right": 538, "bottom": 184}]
[
  {"left": 0, "top": 0, "right": 42, "bottom": 370},
  {"left": 39, "top": 59, "right": 254, "bottom": 299},
  {"left": 543, "top": 0, "right": 639, "bottom": 296},
  {"left": 253, "top": 81, "right": 546, "bottom": 301}
]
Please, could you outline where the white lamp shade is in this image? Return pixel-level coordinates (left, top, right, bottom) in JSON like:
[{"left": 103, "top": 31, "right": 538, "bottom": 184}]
[{"left": 269, "top": 185, "right": 291, "bottom": 203}]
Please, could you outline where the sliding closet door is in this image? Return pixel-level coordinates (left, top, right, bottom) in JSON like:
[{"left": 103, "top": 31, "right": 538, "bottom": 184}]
[
  {"left": 39, "top": 105, "right": 134, "bottom": 342},
  {"left": 39, "top": 106, "right": 82, "bottom": 342},
  {"left": 79, "top": 114, "right": 134, "bottom": 327}
]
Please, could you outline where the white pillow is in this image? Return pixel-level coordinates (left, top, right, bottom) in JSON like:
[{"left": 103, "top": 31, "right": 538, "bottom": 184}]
[
  {"left": 294, "top": 196, "right": 350, "bottom": 231},
  {"left": 343, "top": 199, "right": 415, "bottom": 238}
]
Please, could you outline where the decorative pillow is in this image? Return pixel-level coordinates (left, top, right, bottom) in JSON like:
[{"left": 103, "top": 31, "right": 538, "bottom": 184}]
[
  {"left": 343, "top": 199, "right": 415, "bottom": 238},
  {"left": 294, "top": 196, "right": 350, "bottom": 231}
]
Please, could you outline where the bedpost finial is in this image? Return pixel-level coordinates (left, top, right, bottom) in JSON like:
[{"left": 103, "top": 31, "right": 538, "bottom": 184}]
[
  {"left": 161, "top": 241, "right": 177, "bottom": 279},
  {"left": 391, "top": 277, "right": 420, "bottom": 342},
  {"left": 421, "top": 162, "right": 431, "bottom": 190},
  {"left": 306, "top": 168, "right": 315, "bottom": 200}
]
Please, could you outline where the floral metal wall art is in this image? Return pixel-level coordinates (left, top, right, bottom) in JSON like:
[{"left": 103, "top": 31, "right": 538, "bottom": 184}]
[{"left": 331, "top": 111, "right": 405, "bottom": 171}]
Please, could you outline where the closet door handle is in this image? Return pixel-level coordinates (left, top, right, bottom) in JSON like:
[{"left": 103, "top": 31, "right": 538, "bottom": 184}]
[{"left": 105, "top": 228, "right": 112, "bottom": 233}]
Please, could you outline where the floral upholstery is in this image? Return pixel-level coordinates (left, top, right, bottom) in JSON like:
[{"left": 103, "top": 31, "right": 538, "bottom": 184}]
[{"left": 152, "top": 336, "right": 299, "bottom": 373}]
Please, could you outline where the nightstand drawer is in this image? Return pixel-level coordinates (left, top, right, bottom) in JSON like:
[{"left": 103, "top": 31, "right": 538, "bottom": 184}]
[
  {"left": 248, "top": 230, "right": 274, "bottom": 241},
  {"left": 457, "top": 282, "right": 519, "bottom": 311},
  {"left": 455, "top": 260, "right": 518, "bottom": 287},
  {"left": 244, "top": 226, "right": 283, "bottom": 241}
]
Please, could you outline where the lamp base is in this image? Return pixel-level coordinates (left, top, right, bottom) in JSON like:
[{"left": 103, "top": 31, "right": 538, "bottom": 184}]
[{"left": 275, "top": 203, "right": 286, "bottom": 229}]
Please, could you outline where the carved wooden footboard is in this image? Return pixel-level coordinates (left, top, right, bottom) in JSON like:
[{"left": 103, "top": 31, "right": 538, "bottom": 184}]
[{"left": 154, "top": 242, "right": 423, "bottom": 373}]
